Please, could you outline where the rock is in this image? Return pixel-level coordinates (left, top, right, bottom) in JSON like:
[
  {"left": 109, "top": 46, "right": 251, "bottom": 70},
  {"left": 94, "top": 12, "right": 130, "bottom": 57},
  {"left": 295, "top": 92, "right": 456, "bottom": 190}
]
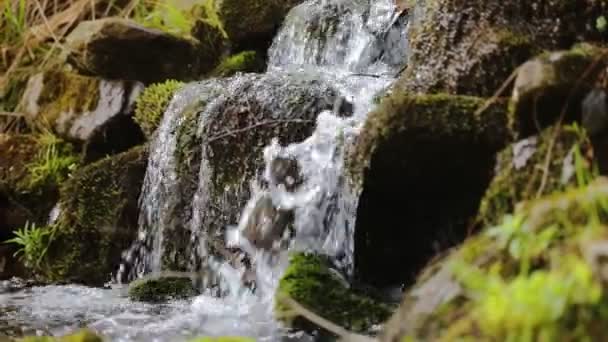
[
  {"left": 18, "top": 70, "right": 145, "bottom": 157},
  {"left": 0, "top": 134, "right": 79, "bottom": 237},
  {"left": 478, "top": 124, "right": 595, "bottom": 227},
  {"left": 211, "top": 0, "right": 303, "bottom": 50},
  {"left": 347, "top": 93, "right": 511, "bottom": 287},
  {"left": 208, "top": 51, "right": 266, "bottom": 78},
  {"left": 398, "top": 0, "right": 607, "bottom": 96},
  {"left": 134, "top": 80, "right": 184, "bottom": 138},
  {"left": 276, "top": 253, "right": 393, "bottom": 333},
  {"left": 0, "top": 244, "right": 25, "bottom": 280},
  {"left": 240, "top": 192, "right": 293, "bottom": 251},
  {"left": 144, "top": 73, "right": 341, "bottom": 273},
  {"left": 17, "top": 329, "right": 103, "bottom": 342},
  {"left": 583, "top": 88, "right": 608, "bottom": 173},
  {"left": 65, "top": 18, "right": 219, "bottom": 84},
  {"left": 39, "top": 146, "right": 147, "bottom": 286},
  {"left": 128, "top": 275, "right": 198, "bottom": 302},
  {"left": 511, "top": 44, "right": 608, "bottom": 137},
  {"left": 382, "top": 178, "right": 608, "bottom": 341},
  {"left": 268, "top": 156, "right": 302, "bottom": 191}
]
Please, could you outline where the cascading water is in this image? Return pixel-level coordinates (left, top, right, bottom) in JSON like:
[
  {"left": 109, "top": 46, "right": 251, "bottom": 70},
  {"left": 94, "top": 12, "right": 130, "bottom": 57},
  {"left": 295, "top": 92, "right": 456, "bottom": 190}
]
[{"left": 1, "top": 0, "right": 408, "bottom": 340}]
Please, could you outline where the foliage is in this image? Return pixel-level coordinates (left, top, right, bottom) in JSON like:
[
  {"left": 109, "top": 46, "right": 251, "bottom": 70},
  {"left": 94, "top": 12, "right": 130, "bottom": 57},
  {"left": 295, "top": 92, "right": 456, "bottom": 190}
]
[
  {"left": 4, "top": 221, "right": 55, "bottom": 269},
  {"left": 134, "top": 79, "right": 184, "bottom": 137},
  {"left": 1, "top": 0, "right": 27, "bottom": 47},
  {"left": 22, "top": 132, "right": 79, "bottom": 193},
  {"left": 131, "top": 0, "right": 195, "bottom": 37}
]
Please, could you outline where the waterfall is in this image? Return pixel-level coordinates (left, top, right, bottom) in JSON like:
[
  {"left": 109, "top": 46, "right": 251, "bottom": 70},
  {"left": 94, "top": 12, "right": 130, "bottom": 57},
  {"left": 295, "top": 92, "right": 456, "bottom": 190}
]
[{"left": 114, "top": 0, "right": 408, "bottom": 338}]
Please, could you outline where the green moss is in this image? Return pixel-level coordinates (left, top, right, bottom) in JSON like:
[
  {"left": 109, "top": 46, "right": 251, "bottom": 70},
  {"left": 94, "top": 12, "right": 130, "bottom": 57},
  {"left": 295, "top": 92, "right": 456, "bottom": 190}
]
[
  {"left": 478, "top": 124, "right": 594, "bottom": 227},
  {"left": 134, "top": 80, "right": 184, "bottom": 137},
  {"left": 276, "top": 253, "right": 393, "bottom": 333},
  {"left": 39, "top": 146, "right": 147, "bottom": 285},
  {"left": 348, "top": 93, "right": 511, "bottom": 188},
  {"left": 128, "top": 276, "right": 198, "bottom": 302},
  {"left": 18, "top": 329, "right": 103, "bottom": 342},
  {"left": 209, "top": 51, "right": 264, "bottom": 78},
  {"left": 390, "top": 172, "right": 608, "bottom": 341}
]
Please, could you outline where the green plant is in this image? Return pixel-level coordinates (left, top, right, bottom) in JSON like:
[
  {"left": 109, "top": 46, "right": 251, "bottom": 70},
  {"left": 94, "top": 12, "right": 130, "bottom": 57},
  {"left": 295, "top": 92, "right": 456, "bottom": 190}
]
[
  {"left": 131, "top": 0, "right": 194, "bottom": 37},
  {"left": 5, "top": 221, "right": 55, "bottom": 268},
  {"left": 1, "top": 0, "right": 27, "bottom": 46},
  {"left": 134, "top": 79, "right": 184, "bottom": 137},
  {"left": 23, "top": 133, "right": 79, "bottom": 192}
]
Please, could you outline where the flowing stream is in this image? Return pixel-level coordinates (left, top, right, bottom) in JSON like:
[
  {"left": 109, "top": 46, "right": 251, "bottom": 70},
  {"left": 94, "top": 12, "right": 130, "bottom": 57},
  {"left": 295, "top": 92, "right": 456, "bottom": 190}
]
[{"left": 1, "top": 0, "right": 408, "bottom": 340}]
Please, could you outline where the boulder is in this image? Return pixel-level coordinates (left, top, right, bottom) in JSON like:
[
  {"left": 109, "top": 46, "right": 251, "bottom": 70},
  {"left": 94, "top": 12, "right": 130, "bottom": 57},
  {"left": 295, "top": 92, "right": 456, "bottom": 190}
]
[
  {"left": 128, "top": 275, "right": 198, "bottom": 302},
  {"left": 381, "top": 178, "right": 608, "bottom": 341},
  {"left": 511, "top": 44, "right": 608, "bottom": 137},
  {"left": 478, "top": 124, "right": 595, "bottom": 227},
  {"left": 65, "top": 18, "right": 220, "bottom": 83},
  {"left": 347, "top": 93, "right": 511, "bottom": 287},
  {"left": 133, "top": 73, "right": 341, "bottom": 277},
  {"left": 276, "top": 253, "right": 393, "bottom": 333},
  {"left": 211, "top": 0, "right": 302, "bottom": 50},
  {"left": 18, "top": 70, "right": 145, "bottom": 159},
  {"left": 39, "top": 146, "right": 147, "bottom": 286},
  {"left": 397, "top": 0, "right": 607, "bottom": 96}
]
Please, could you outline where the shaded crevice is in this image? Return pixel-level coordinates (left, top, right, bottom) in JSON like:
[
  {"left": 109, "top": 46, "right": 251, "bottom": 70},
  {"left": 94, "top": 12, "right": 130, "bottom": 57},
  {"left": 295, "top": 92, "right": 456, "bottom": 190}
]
[{"left": 354, "top": 138, "right": 497, "bottom": 288}]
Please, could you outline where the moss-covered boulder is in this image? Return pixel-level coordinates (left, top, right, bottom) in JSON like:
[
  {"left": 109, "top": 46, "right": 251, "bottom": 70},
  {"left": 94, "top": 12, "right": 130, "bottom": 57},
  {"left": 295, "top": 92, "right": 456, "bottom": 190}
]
[
  {"left": 18, "top": 70, "right": 145, "bottom": 159},
  {"left": 347, "top": 93, "right": 511, "bottom": 287},
  {"left": 478, "top": 124, "right": 595, "bottom": 228},
  {"left": 18, "top": 329, "right": 103, "bottom": 342},
  {"left": 39, "top": 146, "right": 147, "bottom": 285},
  {"left": 128, "top": 275, "right": 198, "bottom": 302},
  {"left": 208, "top": 51, "right": 265, "bottom": 78},
  {"left": 510, "top": 44, "right": 608, "bottom": 137},
  {"left": 65, "top": 18, "right": 220, "bottom": 84},
  {"left": 134, "top": 80, "right": 184, "bottom": 137},
  {"left": 140, "top": 74, "right": 341, "bottom": 273},
  {"left": 276, "top": 253, "right": 392, "bottom": 333},
  {"left": 398, "top": 0, "right": 607, "bottom": 96},
  {"left": 382, "top": 177, "right": 608, "bottom": 341},
  {"left": 211, "top": 0, "right": 302, "bottom": 50}
]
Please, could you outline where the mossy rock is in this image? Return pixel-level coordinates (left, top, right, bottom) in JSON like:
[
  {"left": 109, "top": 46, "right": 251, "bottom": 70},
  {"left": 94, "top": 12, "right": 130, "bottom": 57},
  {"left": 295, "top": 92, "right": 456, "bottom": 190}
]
[
  {"left": 383, "top": 177, "right": 608, "bottom": 341},
  {"left": 211, "top": 0, "right": 302, "bottom": 49},
  {"left": 478, "top": 124, "right": 595, "bottom": 227},
  {"left": 208, "top": 51, "right": 265, "bottom": 78},
  {"left": 134, "top": 80, "right": 184, "bottom": 137},
  {"left": 276, "top": 253, "right": 393, "bottom": 333},
  {"left": 0, "top": 134, "right": 79, "bottom": 238},
  {"left": 39, "top": 146, "right": 147, "bottom": 285},
  {"left": 18, "top": 329, "right": 103, "bottom": 342},
  {"left": 128, "top": 276, "right": 198, "bottom": 302},
  {"left": 347, "top": 93, "right": 511, "bottom": 287},
  {"left": 17, "top": 70, "right": 144, "bottom": 148},
  {"left": 511, "top": 44, "right": 608, "bottom": 137},
  {"left": 146, "top": 74, "right": 339, "bottom": 272},
  {"left": 65, "top": 18, "right": 220, "bottom": 84},
  {"left": 398, "top": 0, "right": 607, "bottom": 96}
]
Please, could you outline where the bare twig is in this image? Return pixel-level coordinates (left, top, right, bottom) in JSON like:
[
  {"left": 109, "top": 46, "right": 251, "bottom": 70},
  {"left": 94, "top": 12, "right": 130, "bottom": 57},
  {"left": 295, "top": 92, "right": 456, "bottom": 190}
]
[
  {"left": 206, "top": 119, "right": 314, "bottom": 143},
  {"left": 277, "top": 294, "right": 376, "bottom": 342}
]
